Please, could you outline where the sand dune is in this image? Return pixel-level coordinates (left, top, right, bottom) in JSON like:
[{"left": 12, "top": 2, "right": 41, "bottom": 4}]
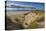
[{"left": 6, "top": 10, "right": 44, "bottom": 30}]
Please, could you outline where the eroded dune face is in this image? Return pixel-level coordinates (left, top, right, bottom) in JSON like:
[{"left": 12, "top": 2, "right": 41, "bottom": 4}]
[
  {"left": 23, "top": 11, "right": 44, "bottom": 29},
  {"left": 6, "top": 10, "right": 44, "bottom": 29}
]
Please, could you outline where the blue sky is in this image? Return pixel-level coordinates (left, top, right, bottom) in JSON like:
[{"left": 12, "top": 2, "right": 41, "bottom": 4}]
[{"left": 7, "top": 1, "right": 44, "bottom": 10}]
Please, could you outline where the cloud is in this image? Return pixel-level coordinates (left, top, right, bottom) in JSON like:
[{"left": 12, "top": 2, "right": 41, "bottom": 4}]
[
  {"left": 7, "top": 3, "right": 33, "bottom": 8},
  {"left": 15, "top": 4, "right": 33, "bottom": 7}
]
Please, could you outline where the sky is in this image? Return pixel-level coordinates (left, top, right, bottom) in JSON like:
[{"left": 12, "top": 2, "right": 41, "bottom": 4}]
[{"left": 6, "top": 1, "right": 45, "bottom": 10}]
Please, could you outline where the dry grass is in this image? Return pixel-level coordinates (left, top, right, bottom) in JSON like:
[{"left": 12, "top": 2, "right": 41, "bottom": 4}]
[{"left": 6, "top": 10, "right": 45, "bottom": 30}]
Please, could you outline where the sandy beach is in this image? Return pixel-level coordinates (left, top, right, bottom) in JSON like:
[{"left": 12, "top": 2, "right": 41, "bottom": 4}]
[{"left": 7, "top": 11, "right": 31, "bottom": 16}]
